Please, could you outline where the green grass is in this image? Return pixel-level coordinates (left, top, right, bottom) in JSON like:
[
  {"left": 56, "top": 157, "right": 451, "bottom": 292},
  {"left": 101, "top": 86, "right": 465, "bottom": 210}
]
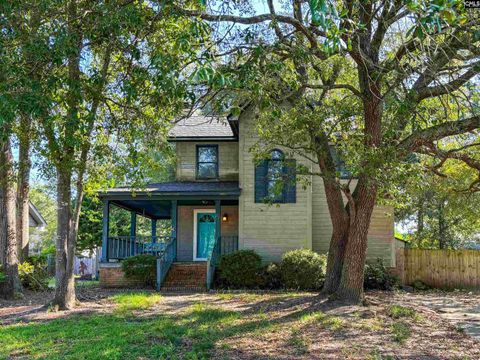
[
  {"left": 76, "top": 280, "right": 100, "bottom": 287},
  {"left": 0, "top": 295, "right": 280, "bottom": 360},
  {"left": 288, "top": 328, "right": 310, "bottom": 354},
  {"left": 391, "top": 322, "right": 412, "bottom": 344},
  {"left": 387, "top": 304, "right": 416, "bottom": 319},
  {"left": 111, "top": 292, "right": 162, "bottom": 314},
  {"left": 0, "top": 293, "right": 426, "bottom": 359},
  {"left": 299, "top": 311, "right": 345, "bottom": 331}
]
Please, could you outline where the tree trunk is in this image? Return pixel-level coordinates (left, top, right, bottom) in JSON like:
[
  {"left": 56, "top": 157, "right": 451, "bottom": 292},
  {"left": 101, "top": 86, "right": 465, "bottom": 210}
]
[
  {"left": 331, "top": 66, "right": 383, "bottom": 303},
  {"left": 334, "top": 181, "right": 377, "bottom": 303},
  {"left": 311, "top": 134, "right": 351, "bottom": 295},
  {"left": 322, "top": 180, "right": 349, "bottom": 294},
  {"left": 53, "top": 170, "right": 76, "bottom": 309},
  {"left": 0, "top": 187, "right": 5, "bottom": 267},
  {"left": 0, "top": 136, "right": 21, "bottom": 299},
  {"left": 16, "top": 114, "right": 31, "bottom": 262}
]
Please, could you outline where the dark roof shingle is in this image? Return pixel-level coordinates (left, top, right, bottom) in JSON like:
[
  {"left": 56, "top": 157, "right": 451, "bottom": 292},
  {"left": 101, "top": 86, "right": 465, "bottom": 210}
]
[{"left": 101, "top": 181, "right": 240, "bottom": 196}]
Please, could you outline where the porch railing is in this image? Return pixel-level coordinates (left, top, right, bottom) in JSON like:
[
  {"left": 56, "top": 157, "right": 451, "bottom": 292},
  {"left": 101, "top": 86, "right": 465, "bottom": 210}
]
[
  {"left": 107, "top": 236, "right": 174, "bottom": 260},
  {"left": 219, "top": 236, "right": 238, "bottom": 255},
  {"left": 156, "top": 237, "right": 177, "bottom": 291},
  {"left": 206, "top": 235, "right": 239, "bottom": 289}
]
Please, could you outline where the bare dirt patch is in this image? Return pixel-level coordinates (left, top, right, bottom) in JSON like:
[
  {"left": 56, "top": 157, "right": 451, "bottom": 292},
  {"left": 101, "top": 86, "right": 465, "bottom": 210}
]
[{"left": 1, "top": 288, "right": 479, "bottom": 359}]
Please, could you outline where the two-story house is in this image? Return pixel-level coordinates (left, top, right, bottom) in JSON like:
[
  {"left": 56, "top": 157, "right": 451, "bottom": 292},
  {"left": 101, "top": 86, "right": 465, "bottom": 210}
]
[{"left": 98, "top": 111, "right": 394, "bottom": 290}]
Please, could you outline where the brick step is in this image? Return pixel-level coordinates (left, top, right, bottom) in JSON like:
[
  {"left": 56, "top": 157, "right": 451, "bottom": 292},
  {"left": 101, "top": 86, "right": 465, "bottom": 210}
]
[
  {"left": 160, "top": 262, "right": 208, "bottom": 292},
  {"left": 160, "top": 285, "right": 207, "bottom": 293},
  {"left": 163, "top": 280, "right": 205, "bottom": 285},
  {"left": 163, "top": 278, "right": 206, "bottom": 285},
  {"left": 162, "top": 282, "right": 205, "bottom": 287},
  {"left": 165, "top": 270, "right": 206, "bottom": 276}
]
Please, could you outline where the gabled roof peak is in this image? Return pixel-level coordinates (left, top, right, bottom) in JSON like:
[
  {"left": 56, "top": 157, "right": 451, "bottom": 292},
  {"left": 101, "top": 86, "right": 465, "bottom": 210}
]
[{"left": 168, "top": 114, "right": 236, "bottom": 141}]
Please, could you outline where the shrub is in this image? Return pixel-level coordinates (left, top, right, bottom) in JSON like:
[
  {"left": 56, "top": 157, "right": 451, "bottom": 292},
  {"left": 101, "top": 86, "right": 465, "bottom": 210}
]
[
  {"left": 18, "top": 260, "right": 49, "bottom": 291},
  {"left": 27, "top": 254, "right": 48, "bottom": 268},
  {"left": 259, "top": 262, "right": 283, "bottom": 289},
  {"left": 364, "top": 259, "right": 399, "bottom": 290},
  {"left": 217, "top": 250, "right": 262, "bottom": 288},
  {"left": 412, "top": 279, "right": 429, "bottom": 291},
  {"left": 122, "top": 254, "right": 157, "bottom": 286},
  {"left": 0, "top": 270, "right": 6, "bottom": 283},
  {"left": 280, "top": 249, "right": 327, "bottom": 290}
]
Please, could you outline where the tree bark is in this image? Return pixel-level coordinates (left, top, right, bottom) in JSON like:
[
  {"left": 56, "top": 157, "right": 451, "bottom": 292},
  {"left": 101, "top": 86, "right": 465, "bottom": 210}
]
[
  {"left": 320, "top": 174, "right": 349, "bottom": 294},
  {"left": 53, "top": 169, "right": 76, "bottom": 309},
  {"left": 16, "top": 114, "right": 32, "bottom": 262},
  {"left": 52, "top": 0, "right": 81, "bottom": 310},
  {"left": 0, "top": 135, "right": 21, "bottom": 299},
  {"left": 332, "top": 64, "right": 383, "bottom": 302},
  {"left": 0, "top": 187, "right": 5, "bottom": 267},
  {"left": 334, "top": 180, "right": 377, "bottom": 303}
]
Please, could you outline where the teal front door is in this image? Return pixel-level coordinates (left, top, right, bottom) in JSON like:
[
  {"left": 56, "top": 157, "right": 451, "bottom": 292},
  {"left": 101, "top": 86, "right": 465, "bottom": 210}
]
[{"left": 195, "top": 212, "right": 216, "bottom": 260}]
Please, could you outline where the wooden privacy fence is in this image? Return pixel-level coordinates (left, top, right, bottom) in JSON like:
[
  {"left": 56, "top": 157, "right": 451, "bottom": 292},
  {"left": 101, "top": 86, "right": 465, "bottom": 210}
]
[{"left": 395, "top": 248, "right": 480, "bottom": 289}]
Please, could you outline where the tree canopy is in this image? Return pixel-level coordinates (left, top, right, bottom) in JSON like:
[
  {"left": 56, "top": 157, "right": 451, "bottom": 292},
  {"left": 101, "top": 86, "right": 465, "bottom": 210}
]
[{"left": 172, "top": 0, "right": 480, "bottom": 302}]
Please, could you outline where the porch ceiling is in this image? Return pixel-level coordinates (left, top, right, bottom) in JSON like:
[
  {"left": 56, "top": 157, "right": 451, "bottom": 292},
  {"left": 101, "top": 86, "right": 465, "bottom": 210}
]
[{"left": 111, "top": 200, "right": 172, "bottom": 220}]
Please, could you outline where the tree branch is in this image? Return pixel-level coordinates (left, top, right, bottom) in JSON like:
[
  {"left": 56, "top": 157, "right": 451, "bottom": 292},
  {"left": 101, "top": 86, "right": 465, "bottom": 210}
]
[
  {"left": 173, "top": 5, "right": 326, "bottom": 59},
  {"left": 399, "top": 115, "right": 480, "bottom": 151},
  {"left": 416, "top": 61, "right": 480, "bottom": 101},
  {"left": 303, "top": 83, "right": 363, "bottom": 98}
]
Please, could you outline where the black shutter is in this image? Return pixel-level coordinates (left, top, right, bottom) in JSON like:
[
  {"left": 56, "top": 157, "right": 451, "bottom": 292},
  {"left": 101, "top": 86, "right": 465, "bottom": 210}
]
[
  {"left": 283, "top": 159, "right": 296, "bottom": 203},
  {"left": 254, "top": 160, "right": 268, "bottom": 203}
]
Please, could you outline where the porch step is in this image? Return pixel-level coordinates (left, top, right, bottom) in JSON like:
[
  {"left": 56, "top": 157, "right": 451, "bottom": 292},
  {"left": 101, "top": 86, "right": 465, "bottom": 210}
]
[{"left": 161, "top": 262, "right": 208, "bottom": 292}]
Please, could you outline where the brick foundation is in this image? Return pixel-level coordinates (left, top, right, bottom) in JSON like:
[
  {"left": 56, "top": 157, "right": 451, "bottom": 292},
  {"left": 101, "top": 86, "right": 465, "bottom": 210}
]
[{"left": 99, "top": 263, "right": 144, "bottom": 288}]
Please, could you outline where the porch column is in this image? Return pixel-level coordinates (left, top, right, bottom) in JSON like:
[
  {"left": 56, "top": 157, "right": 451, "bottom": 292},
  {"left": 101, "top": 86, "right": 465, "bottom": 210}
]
[
  {"left": 215, "top": 200, "right": 221, "bottom": 254},
  {"left": 151, "top": 219, "right": 157, "bottom": 243},
  {"left": 171, "top": 200, "right": 177, "bottom": 240},
  {"left": 130, "top": 212, "right": 136, "bottom": 256},
  {"left": 101, "top": 199, "right": 109, "bottom": 262},
  {"left": 171, "top": 200, "right": 177, "bottom": 261}
]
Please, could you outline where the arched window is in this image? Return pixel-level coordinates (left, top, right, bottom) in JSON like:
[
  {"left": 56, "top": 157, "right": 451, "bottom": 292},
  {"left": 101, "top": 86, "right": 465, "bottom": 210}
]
[{"left": 255, "top": 149, "right": 296, "bottom": 203}]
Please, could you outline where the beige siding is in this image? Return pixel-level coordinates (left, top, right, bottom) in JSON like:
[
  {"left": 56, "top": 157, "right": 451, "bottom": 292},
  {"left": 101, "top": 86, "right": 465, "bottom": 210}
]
[
  {"left": 239, "top": 108, "right": 395, "bottom": 265},
  {"left": 367, "top": 205, "right": 395, "bottom": 266},
  {"left": 238, "top": 107, "right": 312, "bottom": 263},
  {"left": 311, "top": 175, "right": 395, "bottom": 266},
  {"left": 176, "top": 141, "right": 238, "bottom": 181},
  {"left": 177, "top": 205, "right": 238, "bottom": 262}
]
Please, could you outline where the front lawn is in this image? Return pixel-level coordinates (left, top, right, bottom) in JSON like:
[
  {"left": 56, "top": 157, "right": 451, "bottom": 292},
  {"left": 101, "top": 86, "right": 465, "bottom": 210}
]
[{"left": 0, "top": 289, "right": 478, "bottom": 359}]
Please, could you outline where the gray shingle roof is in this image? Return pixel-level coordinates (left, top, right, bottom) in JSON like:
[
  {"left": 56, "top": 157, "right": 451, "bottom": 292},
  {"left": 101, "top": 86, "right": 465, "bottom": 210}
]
[
  {"left": 168, "top": 115, "right": 234, "bottom": 139},
  {"left": 100, "top": 181, "right": 240, "bottom": 196}
]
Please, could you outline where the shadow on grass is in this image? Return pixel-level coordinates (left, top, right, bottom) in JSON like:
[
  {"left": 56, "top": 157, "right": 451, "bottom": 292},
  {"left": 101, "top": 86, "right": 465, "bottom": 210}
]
[{"left": 0, "top": 291, "right": 348, "bottom": 360}]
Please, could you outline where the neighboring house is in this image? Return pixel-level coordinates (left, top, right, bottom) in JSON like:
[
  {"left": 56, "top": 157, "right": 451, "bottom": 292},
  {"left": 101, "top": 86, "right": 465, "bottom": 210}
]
[
  {"left": 27, "top": 202, "right": 48, "bottom": 255},
  {"left": 395, "top": 236, "right": 410, "bottom": 249},
  {"left": 0, "top": 195, "right": 47, "bottom": 257},
  {"left": 99, "top": 111, "right": 394, "bottom": 290}
]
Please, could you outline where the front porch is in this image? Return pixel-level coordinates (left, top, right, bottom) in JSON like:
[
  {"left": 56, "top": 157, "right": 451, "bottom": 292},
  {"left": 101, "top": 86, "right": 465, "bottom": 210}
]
[{"left": 99, "top": 181, "right": 240, "bottom": 290}]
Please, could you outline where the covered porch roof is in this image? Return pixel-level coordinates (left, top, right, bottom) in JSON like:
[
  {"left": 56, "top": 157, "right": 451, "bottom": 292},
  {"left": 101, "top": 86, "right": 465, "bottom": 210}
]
[{"left": 99, "top": 181, "right": 241, "bottom": 220}]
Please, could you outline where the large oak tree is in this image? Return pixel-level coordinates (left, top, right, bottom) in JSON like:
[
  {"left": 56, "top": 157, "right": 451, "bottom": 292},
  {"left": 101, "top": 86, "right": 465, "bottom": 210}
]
[{"left": 173, "top": 0, "right": 480, "bottom": 303}]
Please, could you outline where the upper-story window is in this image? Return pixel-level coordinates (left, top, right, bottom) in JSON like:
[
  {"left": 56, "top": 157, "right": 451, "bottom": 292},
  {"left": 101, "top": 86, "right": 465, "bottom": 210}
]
[
  {"left": 255, "top": 149, "right": 296, "bottom": 203},
  {"left": 196, "top": 145, "right": 218, "bottom": 180}
]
